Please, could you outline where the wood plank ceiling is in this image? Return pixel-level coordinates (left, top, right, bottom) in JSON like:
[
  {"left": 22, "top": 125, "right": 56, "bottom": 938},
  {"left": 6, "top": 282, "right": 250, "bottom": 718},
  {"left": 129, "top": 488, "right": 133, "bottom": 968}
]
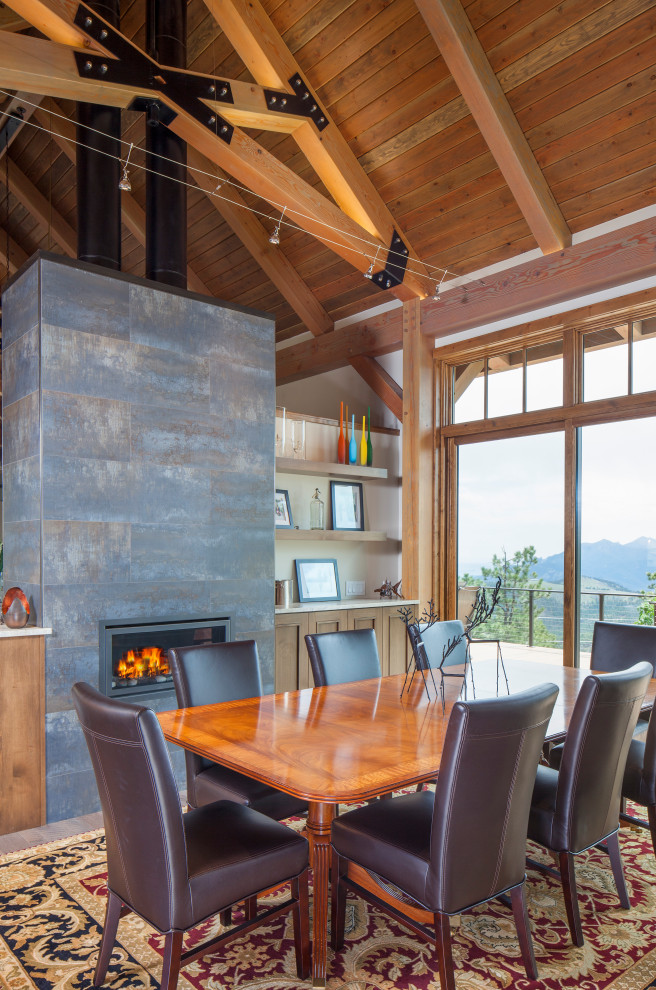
[{"left": 0, "top": 0, "right": 655, "bottom": 365}]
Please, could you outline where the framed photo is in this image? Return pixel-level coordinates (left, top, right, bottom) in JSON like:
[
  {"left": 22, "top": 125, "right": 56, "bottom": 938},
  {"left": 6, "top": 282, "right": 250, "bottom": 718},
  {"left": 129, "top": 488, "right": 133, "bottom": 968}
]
[
  {"left": 275, "top": 489, "right": 293, "bottom": 528},
  {"left": 330, "top": 481, "right": 364, "bottom": 531},
  {"left": 295, "top": 558, "right": 341, "bottom": 603}
]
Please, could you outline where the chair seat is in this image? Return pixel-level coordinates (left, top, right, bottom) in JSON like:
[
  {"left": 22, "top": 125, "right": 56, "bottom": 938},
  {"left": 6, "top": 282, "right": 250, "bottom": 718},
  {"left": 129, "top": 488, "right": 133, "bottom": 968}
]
[
  {"left": 528, "top": 764, "right": 559, "bottom": 850},
  {"left": 193, "top": 763, "right": 307, "bottom": 820},
  {"left": 184, "top": 800, "right": 308, "bottom": 925},
  {"left": 332, "top": 792, "right": 433, "bottom": 909}
]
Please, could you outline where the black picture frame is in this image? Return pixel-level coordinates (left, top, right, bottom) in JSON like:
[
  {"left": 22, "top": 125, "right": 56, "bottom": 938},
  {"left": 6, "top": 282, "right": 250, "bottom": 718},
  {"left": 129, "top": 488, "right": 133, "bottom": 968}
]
[
  {"left": 275, "top": 489, "right": 293, "bottom": 528},
  {"left": 295, "top": 558, "right": 341, "bottom": 603},
  {"left": 330, "top": 480, "right": 364, "bottom": 531}
]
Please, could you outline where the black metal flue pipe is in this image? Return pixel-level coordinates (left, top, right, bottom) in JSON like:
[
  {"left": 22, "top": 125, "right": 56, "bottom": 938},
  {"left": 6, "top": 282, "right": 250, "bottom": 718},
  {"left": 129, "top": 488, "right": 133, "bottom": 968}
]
[
  {"left": 76, "top": 0, "right": 121, "bottom": 270},
  {"left": 145, "top": 0, "right": 187, "bottom": 288}
]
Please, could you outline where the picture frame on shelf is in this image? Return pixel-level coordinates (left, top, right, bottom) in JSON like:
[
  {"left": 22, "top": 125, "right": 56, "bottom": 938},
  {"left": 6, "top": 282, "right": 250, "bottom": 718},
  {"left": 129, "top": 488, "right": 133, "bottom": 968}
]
[
  {"left": 275, "top": 489, "right": 293, "bottom": 529},
  {"left": 330, "top": 480, "right": 364, "bottom": 531},
  {"left": 295, "top": 558, "right": 341, "bottom": 603}
]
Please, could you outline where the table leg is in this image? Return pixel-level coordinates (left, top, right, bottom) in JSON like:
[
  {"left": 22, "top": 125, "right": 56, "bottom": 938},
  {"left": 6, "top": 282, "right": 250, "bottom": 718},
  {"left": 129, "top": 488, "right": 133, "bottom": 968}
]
[{"left": 306, "top": 800, "right": 335, "bottom": 988}]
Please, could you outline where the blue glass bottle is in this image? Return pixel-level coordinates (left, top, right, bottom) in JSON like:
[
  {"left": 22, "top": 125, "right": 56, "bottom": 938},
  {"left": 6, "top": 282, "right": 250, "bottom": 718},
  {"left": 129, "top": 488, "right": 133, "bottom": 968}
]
[{"left": 349, "top": 413, "right": 357, "bottom": 464}]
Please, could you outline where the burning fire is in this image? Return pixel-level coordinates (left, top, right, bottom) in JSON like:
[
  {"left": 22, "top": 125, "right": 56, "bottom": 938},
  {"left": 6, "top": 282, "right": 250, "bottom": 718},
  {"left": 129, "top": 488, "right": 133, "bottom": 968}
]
[{"left": 116, "top": 646, "right": 169, "bottom": 681}]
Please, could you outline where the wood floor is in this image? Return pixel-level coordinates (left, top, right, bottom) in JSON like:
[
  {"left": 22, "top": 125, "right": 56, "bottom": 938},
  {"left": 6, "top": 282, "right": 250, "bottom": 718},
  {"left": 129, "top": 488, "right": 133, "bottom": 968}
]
[{"left": 0, "top": 810, "right": 104, "bottom": 855}]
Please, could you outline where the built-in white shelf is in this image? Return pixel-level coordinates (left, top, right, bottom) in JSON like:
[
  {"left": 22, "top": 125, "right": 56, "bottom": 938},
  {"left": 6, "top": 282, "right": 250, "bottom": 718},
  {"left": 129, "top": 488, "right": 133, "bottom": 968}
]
[
  {"left": 276, "top": 529, "right": 389, "bottom": 542},
  {"left": 276, "top": 457, "right": 387, "bottom": 480}
]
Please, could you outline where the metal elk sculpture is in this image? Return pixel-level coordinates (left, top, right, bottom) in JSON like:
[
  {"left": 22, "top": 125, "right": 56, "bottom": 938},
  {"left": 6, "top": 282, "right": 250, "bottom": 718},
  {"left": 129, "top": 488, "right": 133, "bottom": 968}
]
[{"left": 398, "top": 578, "right": 503, "bottom": 705}]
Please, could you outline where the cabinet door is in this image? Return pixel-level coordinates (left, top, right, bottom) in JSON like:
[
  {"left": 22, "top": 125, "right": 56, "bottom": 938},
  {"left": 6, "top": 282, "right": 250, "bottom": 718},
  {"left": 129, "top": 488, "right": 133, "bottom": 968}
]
[
  {"left": 346, "top": 608, "right": 385, "bottom": 668},
  {"left": 0, "top": 636, "right": 45, "bottom": 832},
  {"left": 383, "top": 612, "right": 413, "bottom": 677},
  {"left": 274, "top": 612, "right": 309, "bottom": 693}
]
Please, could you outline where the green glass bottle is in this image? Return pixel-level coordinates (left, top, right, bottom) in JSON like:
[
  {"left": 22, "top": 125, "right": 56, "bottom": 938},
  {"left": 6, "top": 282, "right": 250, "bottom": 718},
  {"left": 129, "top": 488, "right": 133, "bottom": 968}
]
[{"left": 366, "top": 405, "right": 373, "bottom": 466}]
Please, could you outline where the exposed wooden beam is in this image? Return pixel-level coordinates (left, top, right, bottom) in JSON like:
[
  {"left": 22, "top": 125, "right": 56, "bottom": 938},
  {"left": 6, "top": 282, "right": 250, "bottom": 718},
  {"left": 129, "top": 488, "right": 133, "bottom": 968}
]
[
  {"left": 0, "top": 233, "right": 30, "bottom": 276},
  {"left": 34, "top": 102, "right": 210, "bottom": 295},
  {"left": 3, "top": 155, "right": 76, "bottom": 256},
  {"left": 0, "top": 93, "right": 42, "bottom": 160},
  {"left": 348, "top": 355, "right": 403, "bottom": 422},
  {"left": 0, "top": 29, "right": 403, "bottom": 292},
  {"left": 276, "top": 307, "right": 403, "bottom": 385},
  {"left": 201, "top": 0, "right": 429, "bottom": 299},
  {"left": 423, "top": 217, "right": 656, "bottom": 340},
  {"left": 453, "top": 360, "right": 483, "bottom": 400},
  {"left": 402, "top": 298, "right": 434, "bottom": 606},
  {"left": 187, "top": 148, "right": 333, "bottom": 337},
  {"left": 415, "top": 0, "right": 571, "bottom": 255}
]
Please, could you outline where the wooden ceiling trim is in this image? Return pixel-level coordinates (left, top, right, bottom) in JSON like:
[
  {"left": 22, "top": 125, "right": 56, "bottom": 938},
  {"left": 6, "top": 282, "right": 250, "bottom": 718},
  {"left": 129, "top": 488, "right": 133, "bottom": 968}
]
[
  {"left": 560, "top": 163, "right": 656, "bottom": 227},
  {"left": 281, "top": 0, "right": 360, "bottom": 57},
  {"left": 348, "top": 354, "right": 403, "bottom": 421},
  {"left": 326, "top": 28, "right": 436, "bottom": 127},
  {"left": 407, "top": 183, "right": 525, "bottom": 254},
  {"left": 566, "top": 185, "right": 656, "bottom": 236},
  {"left": 300, "top": 2, "right": 418, "bottom": 92},
  {"left": 423, "top": 215, "right": 656, "bottom": 339},
  {"left": 188, "top": 146, "right": 333, "bottom": 336},
  {"left": 276, "top": 305, "right": 404, "bottom": 385},
  {"left": 34, "top": 102, "right": 211, "bottom": 295},
  {"left": 374, "top": 115, "right": 482, "bottom": 197},
  {"left": 349, "top": 71, "right": 460, "bottom": 159},
  {"left": 546, "top": 118, "right": 656, "bottom": 198},
  {"left": 393, "top": 152, "right": 498, "bottom": 229},
  {"left": 205, "top": 0, "right": 430, "bottom": 297},
  {"left": 528, "top": 63, "right": 656, "bottom": 157},
  {"left": 512, "top": 20, "right": 656, "bottom": 134},
  {"left": 358, "top": 91, "right": 469, "bottom": 175},
  {"left": 415, "top": 0, "right": 570, "bottom": 255},
  {"left": 2, "top": 154, "right": 76, "bottom": 255},
  {"left": 495, "top": 0, "right": 655, "bottom": 95},
  {"left": 486, "top": 0, "right": 600, "bottom": 73},
  {"left": 465, "top": 0, "right": 521, "bottom": 31}
]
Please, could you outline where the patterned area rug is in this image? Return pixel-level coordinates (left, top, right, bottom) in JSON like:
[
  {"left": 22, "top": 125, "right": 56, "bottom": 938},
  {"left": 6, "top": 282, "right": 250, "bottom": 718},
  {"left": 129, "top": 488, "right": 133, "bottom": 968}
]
[{"left": 1, "top": 817, "right": 656, "bottom": 990}]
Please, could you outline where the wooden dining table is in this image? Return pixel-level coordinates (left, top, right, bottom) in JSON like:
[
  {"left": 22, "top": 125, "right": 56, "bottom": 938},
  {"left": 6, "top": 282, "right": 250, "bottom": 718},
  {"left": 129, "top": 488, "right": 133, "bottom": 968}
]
[{"left": 157, "top": 658, "right": 656, "bottom": 987}]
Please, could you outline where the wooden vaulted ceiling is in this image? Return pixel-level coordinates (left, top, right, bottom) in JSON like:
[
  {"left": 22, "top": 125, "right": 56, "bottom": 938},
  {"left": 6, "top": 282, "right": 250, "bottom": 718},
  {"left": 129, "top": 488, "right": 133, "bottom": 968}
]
[{"left": 0, "top": 0, "right": 655, "bottom": 382}]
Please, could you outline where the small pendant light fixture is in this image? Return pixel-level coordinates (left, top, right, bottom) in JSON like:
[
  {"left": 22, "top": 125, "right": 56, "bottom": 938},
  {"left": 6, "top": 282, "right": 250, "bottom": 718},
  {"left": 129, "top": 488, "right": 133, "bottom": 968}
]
[
  {"left": 118, "top": 142, "right": 134, "bottom": 192},
  {"left": 432, "top": 270, "right": 447, "bottom": 301},
  {"left": 269, "top": 206, "right": 286, "bottom": 245},
  {"left": 363, "top": 246, "right": 380, "bottom": 280}
]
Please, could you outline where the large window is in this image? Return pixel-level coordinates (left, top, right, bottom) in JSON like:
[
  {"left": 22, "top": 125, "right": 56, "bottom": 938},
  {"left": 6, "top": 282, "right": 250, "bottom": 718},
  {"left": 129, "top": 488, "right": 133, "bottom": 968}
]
[
  {"left": 458, "top": 434, "right": 564, "bottom": 664},
  {"left": 439, "top": 300, "right": 656, "bottom": 667}
]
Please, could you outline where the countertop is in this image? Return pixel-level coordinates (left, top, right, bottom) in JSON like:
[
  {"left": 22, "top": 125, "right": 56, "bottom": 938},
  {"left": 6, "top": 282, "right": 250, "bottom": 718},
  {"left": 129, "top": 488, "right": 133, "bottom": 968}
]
[
  {"left": 0, "top": 625, "right": 52, "bottom": 637},
  {"left": 275, "top": 597, "right": 418, "bottom": 615}
]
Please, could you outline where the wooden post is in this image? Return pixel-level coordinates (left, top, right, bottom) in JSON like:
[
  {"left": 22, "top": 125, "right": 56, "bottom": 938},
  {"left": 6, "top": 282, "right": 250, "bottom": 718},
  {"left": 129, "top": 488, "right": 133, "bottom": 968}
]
[{"left": 402, "top": 299, "right": 435, "bottom": 608}]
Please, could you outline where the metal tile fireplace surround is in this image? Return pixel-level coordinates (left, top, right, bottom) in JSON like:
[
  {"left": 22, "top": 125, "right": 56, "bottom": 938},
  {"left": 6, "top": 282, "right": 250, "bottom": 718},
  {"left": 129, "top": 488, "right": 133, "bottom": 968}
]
[{"left": 99, "top": 615, "right": 232, "bottom": 700}]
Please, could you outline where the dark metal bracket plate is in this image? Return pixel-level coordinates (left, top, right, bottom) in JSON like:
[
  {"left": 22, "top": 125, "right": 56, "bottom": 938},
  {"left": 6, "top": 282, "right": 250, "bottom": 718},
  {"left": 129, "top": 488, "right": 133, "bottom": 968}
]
[
  {"left": 372, "top": 230, "right": 409, "bottom": 290},
  {"left": 262, "top": 73, "right": 329, "bottom": 132},
  {"left": 73, "top": 2, "right": 235, "bottom": 142}
]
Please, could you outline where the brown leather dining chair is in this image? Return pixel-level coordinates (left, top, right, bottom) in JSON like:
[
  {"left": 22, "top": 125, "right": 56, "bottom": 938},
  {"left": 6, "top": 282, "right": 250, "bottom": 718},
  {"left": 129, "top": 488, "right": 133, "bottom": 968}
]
[
  {"left": 620, "top": 695, "right": 656, "bottom": 857},
  {"left": 72, "top": 682, "right": 310, "bottom": 990},
  {"left": 330, "top": 682, "right": 559, "bottom": 990},
  {"left": 589, "top": 621, "right": 656, "bottom": 739},
  {"left": 527, "top": 661, "right": 652, "bottom": 947},
  {"left": 305, "top": 628, "right": 381, "bottom": 686},
  {"left": 168, "top": 640, "right": 306, "bottom": 819}
]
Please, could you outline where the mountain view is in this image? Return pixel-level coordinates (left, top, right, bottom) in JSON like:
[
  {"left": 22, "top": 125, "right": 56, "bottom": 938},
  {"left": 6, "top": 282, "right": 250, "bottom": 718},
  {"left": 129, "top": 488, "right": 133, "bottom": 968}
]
[{"left": 535, "top": 537, "right": 656, "bottom": 592}]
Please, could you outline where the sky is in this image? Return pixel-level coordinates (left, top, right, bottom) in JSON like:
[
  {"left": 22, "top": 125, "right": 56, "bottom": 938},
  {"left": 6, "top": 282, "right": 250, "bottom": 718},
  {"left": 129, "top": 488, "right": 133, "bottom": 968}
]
[{"left": 456, "top": 337, "right": 656, "bottom": 573}]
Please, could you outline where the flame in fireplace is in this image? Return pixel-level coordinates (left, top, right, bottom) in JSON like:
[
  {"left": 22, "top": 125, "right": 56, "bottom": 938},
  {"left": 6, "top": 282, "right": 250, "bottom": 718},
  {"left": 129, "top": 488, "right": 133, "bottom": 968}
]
[{"left": 115, "top": 646, "right": 170, "bottom": 681}]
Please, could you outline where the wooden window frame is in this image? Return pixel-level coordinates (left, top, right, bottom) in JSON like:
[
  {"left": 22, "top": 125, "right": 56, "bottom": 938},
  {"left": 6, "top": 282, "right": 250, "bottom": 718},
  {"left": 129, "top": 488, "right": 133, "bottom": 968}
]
[{"left": 435, "top": 291, "right": 656, "bottom": 667}]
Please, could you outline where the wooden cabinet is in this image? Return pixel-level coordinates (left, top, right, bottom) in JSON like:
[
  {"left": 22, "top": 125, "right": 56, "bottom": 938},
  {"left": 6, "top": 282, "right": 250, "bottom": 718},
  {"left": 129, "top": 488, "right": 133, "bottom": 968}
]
[
  {"left": 274, "top": 603, "right": 414, "bottom": 691},
  {"left": 0, "top": 632, "right": 46, "bottom": 833}
]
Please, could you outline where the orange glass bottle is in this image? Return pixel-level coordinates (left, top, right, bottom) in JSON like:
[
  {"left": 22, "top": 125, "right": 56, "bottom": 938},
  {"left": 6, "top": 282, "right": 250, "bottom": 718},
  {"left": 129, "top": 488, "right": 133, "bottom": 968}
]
[{"left": 337, "top": 401, "right": 346, "bottom": 463}]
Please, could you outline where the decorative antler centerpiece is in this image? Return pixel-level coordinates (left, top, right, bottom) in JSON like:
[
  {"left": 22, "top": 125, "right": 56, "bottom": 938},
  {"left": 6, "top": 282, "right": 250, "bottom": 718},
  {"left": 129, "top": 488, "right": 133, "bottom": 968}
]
[{"left": 398, "top": 577, "right": 503, "bottom": 704}]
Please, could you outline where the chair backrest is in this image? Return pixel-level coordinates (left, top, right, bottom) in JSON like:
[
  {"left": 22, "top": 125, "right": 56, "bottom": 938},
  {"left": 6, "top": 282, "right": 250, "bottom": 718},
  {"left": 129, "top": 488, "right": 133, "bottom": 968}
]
[
  {"left": 168, "top": 640, "right": 263, "bottom": 708},
  {"left": 554, "top": 661, "right": 652, "bottom": 853},
  {"left": 407, "top": 619, "right": 467, "bottom": 670},
  {"left": 428, "top": 682, "right": 559, "bottom": 914},
  {"left": 168, "top": 640, "right": 263, "bottom": 779},
  {"left": 640, "top": 700, "right": 656, "bottom": 804},
  {"left": 304, "top": 628, "right": 381, "bottom": 687},
  {"left": 591, "top": 621, "right": 656, "bottom": 674},
  {"left": 72, "top": 682, "right": 190, "bottom": 934}
]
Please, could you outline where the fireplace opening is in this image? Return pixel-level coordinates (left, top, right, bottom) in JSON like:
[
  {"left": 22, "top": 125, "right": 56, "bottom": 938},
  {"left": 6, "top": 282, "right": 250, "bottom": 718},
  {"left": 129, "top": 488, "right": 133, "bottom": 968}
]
[{"left": 99, "top": 614, "right": 231, "bottom": 699}]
